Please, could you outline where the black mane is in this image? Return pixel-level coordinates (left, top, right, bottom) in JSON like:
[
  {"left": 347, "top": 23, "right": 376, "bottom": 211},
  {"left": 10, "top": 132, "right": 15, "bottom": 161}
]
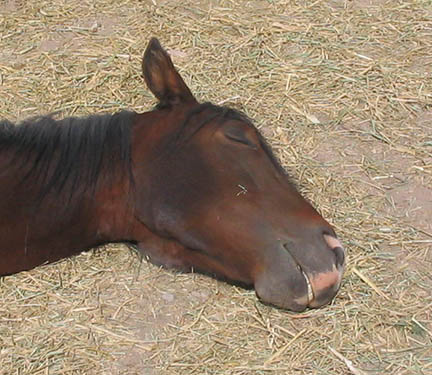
[{"left": 0, "top": 111, "right": 135, "bottom": 205}]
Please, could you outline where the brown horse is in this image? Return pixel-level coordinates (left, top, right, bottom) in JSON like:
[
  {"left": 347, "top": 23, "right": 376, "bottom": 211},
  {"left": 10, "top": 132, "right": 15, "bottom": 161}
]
[{"left": 0, "top": 38, "right": 345, "bottom": 311}]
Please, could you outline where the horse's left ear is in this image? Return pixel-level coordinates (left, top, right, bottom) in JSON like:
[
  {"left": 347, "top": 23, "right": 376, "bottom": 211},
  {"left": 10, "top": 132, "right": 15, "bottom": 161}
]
[{"left": 142, "top": 38, "right": 196, "bottom": 107}]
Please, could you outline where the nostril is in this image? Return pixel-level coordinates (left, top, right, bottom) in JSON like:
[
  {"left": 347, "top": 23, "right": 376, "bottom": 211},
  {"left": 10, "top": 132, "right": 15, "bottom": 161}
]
[
  {"left": 333, "top": 246, "right": 345, "bottom": 267},
  {"left": 323, "top": 234, "right": 345, "bottom": 268}
]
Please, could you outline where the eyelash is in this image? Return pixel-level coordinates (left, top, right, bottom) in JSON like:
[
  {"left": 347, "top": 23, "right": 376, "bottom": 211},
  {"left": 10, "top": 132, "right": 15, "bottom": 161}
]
[
  {"left": 225, "top": 133, "right": 258, "bottom": 149},
  {"left": 226, "top": 133, "right": 251, "bottom": 146}
]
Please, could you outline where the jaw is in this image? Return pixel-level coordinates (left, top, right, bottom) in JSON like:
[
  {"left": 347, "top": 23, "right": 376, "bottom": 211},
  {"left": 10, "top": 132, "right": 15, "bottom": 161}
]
[
  {"left": 134, "top": 229, "right": 255, "bottom": 287},
  {"left": 131, "top": 218, "right": 344, "bottom": 311},
  {"left": 136, "top": 236, "right": 344, "bottom": 311}
]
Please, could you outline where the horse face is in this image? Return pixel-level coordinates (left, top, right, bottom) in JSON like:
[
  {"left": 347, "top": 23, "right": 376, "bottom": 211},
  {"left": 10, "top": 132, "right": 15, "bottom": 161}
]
[{"left": 133, "top": 38, "right": 345, "bottom": 311}]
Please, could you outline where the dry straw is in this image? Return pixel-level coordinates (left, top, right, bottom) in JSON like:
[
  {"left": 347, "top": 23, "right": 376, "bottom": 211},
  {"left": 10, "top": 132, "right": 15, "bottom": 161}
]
[{"left": 1, "top": 0, "right": 431, "bottom": 374}]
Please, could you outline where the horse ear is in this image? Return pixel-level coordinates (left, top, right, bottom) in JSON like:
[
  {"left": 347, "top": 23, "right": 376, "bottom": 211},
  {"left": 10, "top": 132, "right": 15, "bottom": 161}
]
[{"left": 142, "top": 38, "right": 196, "bottom": 106}]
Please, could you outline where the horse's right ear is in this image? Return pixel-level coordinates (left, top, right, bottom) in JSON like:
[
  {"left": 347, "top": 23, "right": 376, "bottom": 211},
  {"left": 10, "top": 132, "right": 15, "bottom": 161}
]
[{"left": 142, "top": 38, "right": 196, "bottom": 107}]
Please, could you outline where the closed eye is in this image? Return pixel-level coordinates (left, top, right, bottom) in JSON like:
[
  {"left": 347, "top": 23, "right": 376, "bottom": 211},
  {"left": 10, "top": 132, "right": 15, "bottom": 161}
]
[
  {"left": 226, "top": 133, "right": 253, "bottom": 146},
  {"left": 224, "top": 127, "right": 258, "bottom": 149}
]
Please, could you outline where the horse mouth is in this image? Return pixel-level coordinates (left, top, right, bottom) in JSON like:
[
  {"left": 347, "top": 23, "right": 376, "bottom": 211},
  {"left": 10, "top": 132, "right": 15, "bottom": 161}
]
[
  {"left": 282, "top": 243, "right": 314, "bottom": 305},
  {"left": 301, "top": 269, "right": 314, "bottom": 304}
]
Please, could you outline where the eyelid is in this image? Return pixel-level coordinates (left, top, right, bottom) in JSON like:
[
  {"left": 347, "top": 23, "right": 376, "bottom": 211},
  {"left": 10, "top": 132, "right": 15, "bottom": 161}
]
[
  {"left": 225, "top": 133, "right": 258, "bottom": 149},
  {"left": 225, "top": 133, "right": 251, "bottom": 146},
  {"left": 224, "top": 126, "right": 258, "bottom": 149}
]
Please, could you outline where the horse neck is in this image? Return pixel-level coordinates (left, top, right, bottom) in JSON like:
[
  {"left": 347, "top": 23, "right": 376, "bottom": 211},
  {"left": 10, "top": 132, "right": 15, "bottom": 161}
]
[
  {"left": 100, "top": 104, "right": 199, "bottom": 242},
  {"left": 90, "top": 110, "right": 173, "bottom": 243},
  {"left": 91, "top": 175, "right": 136, "bottom": 243}
]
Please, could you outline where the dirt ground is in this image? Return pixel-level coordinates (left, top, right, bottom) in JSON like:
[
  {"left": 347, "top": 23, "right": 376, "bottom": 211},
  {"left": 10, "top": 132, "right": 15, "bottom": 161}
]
[{"left": 0, "top": 1, "right": 431, "bottom": 374}]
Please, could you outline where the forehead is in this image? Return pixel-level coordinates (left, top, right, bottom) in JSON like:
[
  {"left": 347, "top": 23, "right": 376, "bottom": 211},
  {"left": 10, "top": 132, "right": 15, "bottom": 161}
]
[
  {"left": 187, "top": 103, "right": 253, "bottom": 131},
  {"left": 175, "top": 103, "right": 287, "bottom": 176},
  {"left": 167, "top": 102, "right": 253, "bottom": 145}
]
